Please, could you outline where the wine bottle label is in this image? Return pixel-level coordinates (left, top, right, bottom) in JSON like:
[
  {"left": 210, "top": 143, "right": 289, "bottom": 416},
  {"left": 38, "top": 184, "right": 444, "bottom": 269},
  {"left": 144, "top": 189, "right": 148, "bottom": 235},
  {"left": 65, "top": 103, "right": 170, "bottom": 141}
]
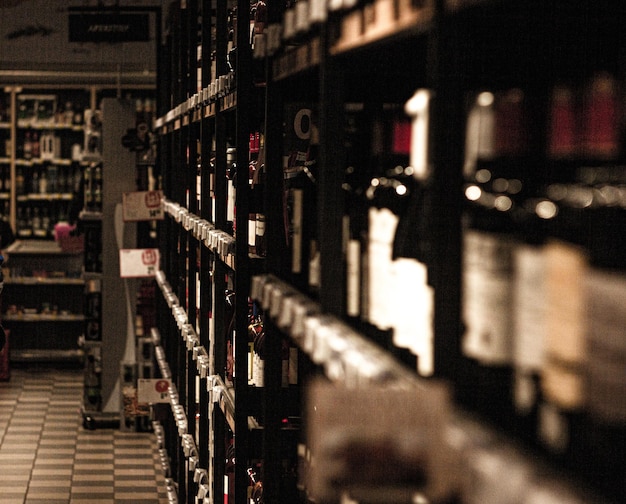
[
  {"left": 227, "top": 180, "right": 235, "bottom": 223},
  {"left": 367, "top": 207, "right": 399, "bottom": 330},
  {"left": 295, "top": 0, "right": 309, "bottom": 33},
  {"left": 462, "top": 230, "right": 515, "bottom": 365},
  {"left": 283, "top": 8, "right": 296, "bottom": 39},
  {"left": 404, "top": 89, "right": 431, "bottom": 179},
  {"left": 514, "top": 370, "right": 537, "bottom": 415},
  {"left": 513, "top": 244, "right": 546, "bottom": 371},
  {"left": 289, "top": 346, "right": 298, "bottom": 385},
  {"left": 291, "top": 188, "right": 303, "bottom": 274},
  {"left": 255, "top": 353, "right": 264, "bottom": 387},
  {"left": 538, "top": 401, "right": 569, "bottom": 453},
  {"left": 310, "top": 0, "right": 327, "bottom": 24},
  {"left": 346, "top": 239, "right": 361, "bottom": 317},
  {"left": 282, "top": 354, "right": 289, "bottom": 388},
  {"left": 248, "top": 213, "right": 256, "bottom": 250},
  {"left": 308, "top": 240, "right": 320, "bottom": 289},
  {"left": 248, "top": 341, "right": 254, "bottom": 384},
  {"left": 394, "top": 258, "right": 434, "bottom": 376},
  {"left": 585, "top": 268, "right": 626, "bottom": 424},
  {"left": 464, "top": 91, "right": 495, "bottom": 176},
  {"left": 254, "top": 214, "right": 265, "bottom": 236},
  {"left": 542, "top": 241, "right": 587, "bottom": 410}
]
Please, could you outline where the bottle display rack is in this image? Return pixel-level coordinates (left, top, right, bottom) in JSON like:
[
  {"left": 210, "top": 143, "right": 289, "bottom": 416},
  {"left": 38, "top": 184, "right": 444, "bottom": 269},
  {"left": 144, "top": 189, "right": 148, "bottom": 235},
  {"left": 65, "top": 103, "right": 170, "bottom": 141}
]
[{"left": 153, "top": 1, "right": 624, "bottom": 503}]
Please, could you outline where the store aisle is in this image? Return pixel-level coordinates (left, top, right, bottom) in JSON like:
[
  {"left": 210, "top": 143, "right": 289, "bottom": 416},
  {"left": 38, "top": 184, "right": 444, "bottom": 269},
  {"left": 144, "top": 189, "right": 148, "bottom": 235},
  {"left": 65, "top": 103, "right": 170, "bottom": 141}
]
[{"left": 0, "top": 367, "right": 170, "bottom": 504}]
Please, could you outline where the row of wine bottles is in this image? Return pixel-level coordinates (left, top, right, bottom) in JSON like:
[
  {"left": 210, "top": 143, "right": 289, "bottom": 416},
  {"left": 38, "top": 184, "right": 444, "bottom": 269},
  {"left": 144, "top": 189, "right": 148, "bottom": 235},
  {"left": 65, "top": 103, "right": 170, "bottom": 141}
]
[
  {"left": 14, "top": 162, "right": 82, "bottom": 196},
  {"left": 17, "top": 96, "right": 85, "bottom": 127},
  {"left": 465, "top": 72, "right": 626, "bottom": 172},
  {"left": 15, "top": 203, "right": 73, "bottom": 239},
  {"left": 463, "top": 225, "right": 626, "bottom": 425},
  {"left": 222, "top": 289, "right": 299, "bottom": 388},
  {"left": 195, "top": 130, "right": 265, "bottom": 241}
]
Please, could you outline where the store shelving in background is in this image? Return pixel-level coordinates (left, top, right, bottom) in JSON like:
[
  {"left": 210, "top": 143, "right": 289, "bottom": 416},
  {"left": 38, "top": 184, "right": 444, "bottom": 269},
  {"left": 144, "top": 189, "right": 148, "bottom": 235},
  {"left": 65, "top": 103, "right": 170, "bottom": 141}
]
[{"left": 1, "top": 239, "right": 84, "bottom": 363}]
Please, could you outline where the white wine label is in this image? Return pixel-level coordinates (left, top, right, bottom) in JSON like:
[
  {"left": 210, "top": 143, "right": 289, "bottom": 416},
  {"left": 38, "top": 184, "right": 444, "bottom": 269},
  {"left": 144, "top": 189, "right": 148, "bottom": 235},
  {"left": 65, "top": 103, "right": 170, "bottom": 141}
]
[
  {"left": 346, "top": 239, "right": 361, "bottom": 317},
  {"left": 283, "top": 8, "right": 296, "bottom": 39},
  {"left": 309, "top": 0, "right": 327, "bottom": 23},
  {"left": 538, "top": 401, "right": 569, "bottom": 453},
  {"left": 255, "top": 216, "right": 266, "bottom": 236},
  {"left": 513, "top": 244, "right": 546, "bottom": 371},
  {"left": 514, "top": 370, "right": 537, "bottom": 415},
  {"left": 464, "top": 91, "right": 495, "bottom": 176},
  {"left": 367, "top": 207, "right": 399, "bottom": 330},
  {"left": 248, "top": 216, "right": 256, "bottom": 247},
  {"left": 462, "top": 230, "right": 515, "bottom": 365},
  {"left": 391, "top": 258, "right": 433, "bottom": 376},
  {"left": 295, "top": 0, "right": 310, "bottom": 33},
  {"left": 248, "top": 342, "right": 255, "bottom": 384},
  {"left": 226, "top": 179, "right": 235, "bottom": 222},
  {"left": 543, "top": 241, "right": 587, "bottom": 410},
  {"left": 404, "top": 89, "right": 431, "bottom": 180},
  {"left": 308, "top": 240, "right": 320, "bottom": 289}
]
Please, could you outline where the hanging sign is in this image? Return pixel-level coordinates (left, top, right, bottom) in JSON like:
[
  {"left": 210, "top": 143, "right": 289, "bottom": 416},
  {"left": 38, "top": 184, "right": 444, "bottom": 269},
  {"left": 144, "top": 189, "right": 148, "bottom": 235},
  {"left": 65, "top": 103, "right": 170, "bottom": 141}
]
[
  {"left": 122, "top": 190, "right": 164, "bottom": 222},
  {"left": 137, "top": 378, "right": 171, "bottom": 404},
  {"left": 119, "top": 248, "right": 160, "bottom": 278},
  {"left": 69, "top": 13, "right": 150, "bottom": 43}
]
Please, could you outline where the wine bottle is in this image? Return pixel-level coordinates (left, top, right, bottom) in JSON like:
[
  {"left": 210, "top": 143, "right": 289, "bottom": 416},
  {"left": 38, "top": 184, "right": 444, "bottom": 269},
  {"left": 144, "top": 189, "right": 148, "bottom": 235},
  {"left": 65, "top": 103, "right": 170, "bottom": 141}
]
[
  {"left": 93, "top": 165, "right": 103, "bottom": 212},
  {"left": 224, "top": 289, "right": 236, "bottom": 385},
  {"left": 539, "top": 240, "right": 587, "bottom": 453},
  {"left": 461, "top": 87, "right": 535, "bottom": 423},
  {"left": 283, "top": 104, "right": 318, "bottom": 292},
  {"left": 226, "top": 147, "right": 237, "bottom": 236},
  {"left": 342, "top": 103, "right": 371, "bottom": 320},
  {"left": 255, "top": 213, "right": 266, "bottom": 257},
  {"left": 31, "top": 167, "right": 39, "bottom": 195},
  {"left": 15, "top": 165, "right": 25, "bottom": 196},
  {"left": 21, "top": 206, "right": 33, "bottom": 238},
  {"left": 23, "top": 131, "right": 32, "bottom": 160},
  {"left": 38, "top": 167, "right": 48, "bottom": 195},
  {"left": 41, "top": 207, "right": 51, "bottom": 238},
  {"left": 32, "top": 207, "right": 44, "bottom": 237},
  {"left": 248, "top": 212, "right": 257, "bottom": 255},
  {"left": 84, "top": 165, "right": 93, "bottom": 211}
]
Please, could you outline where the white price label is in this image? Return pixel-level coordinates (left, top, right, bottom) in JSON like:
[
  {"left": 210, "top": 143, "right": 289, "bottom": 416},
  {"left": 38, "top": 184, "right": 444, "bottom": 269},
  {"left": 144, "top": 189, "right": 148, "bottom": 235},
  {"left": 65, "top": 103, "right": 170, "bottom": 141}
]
[
  {"left": 137, "top": 378, "right": 171, "bottom": 404},
  {"left": 122, "top": 190, "right": 164, "bottom": 221},
  {"left": 119, "top": 248, "right": 160, "bottom": 278}
]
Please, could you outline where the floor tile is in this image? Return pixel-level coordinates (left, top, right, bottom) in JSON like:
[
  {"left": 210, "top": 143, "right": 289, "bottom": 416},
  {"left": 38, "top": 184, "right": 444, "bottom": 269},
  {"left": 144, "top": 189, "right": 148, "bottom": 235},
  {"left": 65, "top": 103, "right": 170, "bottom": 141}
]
[
  {"left": 72, "top": 473, "right": 115, "bottom": 482},
  {"left": 27, "top": 479, "right": 72, "bottom": 488},
  {"left": 0, "top": 367, "right": 170, "bottom": 503}
]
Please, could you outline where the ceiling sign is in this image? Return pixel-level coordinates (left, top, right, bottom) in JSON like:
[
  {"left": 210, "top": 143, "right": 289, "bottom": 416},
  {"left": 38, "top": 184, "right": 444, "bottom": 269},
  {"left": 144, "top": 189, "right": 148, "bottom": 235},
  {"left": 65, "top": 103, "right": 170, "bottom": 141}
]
[{"left": 68, "top": 13, "right": 150, "bottom": 43}]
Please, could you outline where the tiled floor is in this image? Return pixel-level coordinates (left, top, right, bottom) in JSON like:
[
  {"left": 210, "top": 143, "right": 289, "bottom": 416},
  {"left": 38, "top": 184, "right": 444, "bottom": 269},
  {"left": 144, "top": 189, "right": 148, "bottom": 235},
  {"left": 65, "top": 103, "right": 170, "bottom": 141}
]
[{"left": 0, "top": 366, "right": 170, "bottom": 503}]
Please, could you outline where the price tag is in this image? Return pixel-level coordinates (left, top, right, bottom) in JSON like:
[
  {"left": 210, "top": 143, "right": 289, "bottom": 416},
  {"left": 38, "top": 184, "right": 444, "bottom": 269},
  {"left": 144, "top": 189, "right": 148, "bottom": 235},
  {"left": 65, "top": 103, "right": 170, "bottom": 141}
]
[
  {"left": 122, "top": 190, "right": 164, "bottom": 221},
  {"left": 119, "top": 248, "right": 160, "bottom": 278},
  {"left": 137, "top": 378, "right": 171, "bottom": 403}
]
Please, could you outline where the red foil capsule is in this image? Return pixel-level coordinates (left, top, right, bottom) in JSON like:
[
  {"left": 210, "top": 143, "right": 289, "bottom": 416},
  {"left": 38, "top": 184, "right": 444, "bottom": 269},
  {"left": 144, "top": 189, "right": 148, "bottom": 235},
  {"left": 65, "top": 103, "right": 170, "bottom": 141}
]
[
  {"left": 495, "top": 88, "right": 529, "bottom": 157},
  {"left": 548, "top": 85, "right": 579, "bottom": 159},
  {"left": 582, "top": 73, "right": 621, "bottom": 160}
]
